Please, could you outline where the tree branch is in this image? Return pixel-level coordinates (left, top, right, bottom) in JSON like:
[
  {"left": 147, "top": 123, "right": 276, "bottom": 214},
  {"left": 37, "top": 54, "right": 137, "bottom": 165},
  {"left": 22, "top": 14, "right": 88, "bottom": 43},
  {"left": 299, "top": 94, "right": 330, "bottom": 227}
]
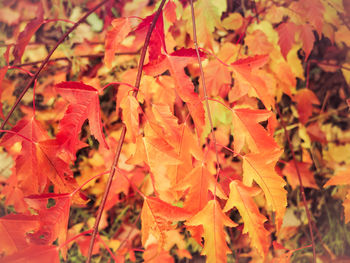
[{"left": 86, "top": 0, "right": 167, "bottom": 261}]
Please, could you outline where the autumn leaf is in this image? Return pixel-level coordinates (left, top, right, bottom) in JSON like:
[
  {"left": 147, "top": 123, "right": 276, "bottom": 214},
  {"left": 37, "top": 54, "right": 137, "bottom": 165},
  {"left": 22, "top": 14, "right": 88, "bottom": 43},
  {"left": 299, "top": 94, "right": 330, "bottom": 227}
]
[
  {"left": 175, "top": 164, "right": 227, "bottom": 213},
  {"left": 294, "top": 89, "right": 320, "bottom": 124},
  {"left": 231, "top": 55, "right": 274, "bottom": 109},
  {"left": 24, "top": 193, "right": 71, "bottom": 258},
  {"left": 231, "top": 108, "right": 278, "bottom": 154},
  {"left": 0, "top": 245, "right": 59, "bottom": 263},
  {"left": 186, "top": 199, "right": 237, "bottom": 263},
  {"left": 223, "top": 180, "right": 270, "bottom": 258},
  {"left": 128, "top": 134, "right": 181, "bottom": 196},
  {"left": 282, "top": 161, "right": 318, "bottom": 189},
  {"left": 141, "top": 196, "right": 191, "bottom": 249},
  {"left": 298, "top": 24, "right": 315, "bottom": 60},
  {"left": 120, "top": 95, "right": 140, "bottom": 143},
  {"left": 143, "top": 48, "right": 206, "bottom": 136},
  {"left": 242, "top": 150, "right": 287, "bottom": 231},
  {"left": 12, "top": 5, "right": 44, "bottom": 64},
  {"left": 104, "top": 17, "right": 138, "bottom": 68},
  {"left": 0, "top": 214, "right": 40, "bottom": 257},
  {"left": 56, "top": 81, "right": 108, "bottom": 155},
  {"left": 1, "top": 118, "right": 50, "bottom": 195},
  {"left": 277, "top": 22, "right": 298, "bottom": 59}
]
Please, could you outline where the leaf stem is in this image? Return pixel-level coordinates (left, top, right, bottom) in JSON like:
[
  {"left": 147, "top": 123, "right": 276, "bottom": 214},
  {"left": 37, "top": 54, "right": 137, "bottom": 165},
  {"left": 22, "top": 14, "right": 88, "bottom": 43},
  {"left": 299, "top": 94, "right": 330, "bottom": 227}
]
[
  {"left": 0, "top": 0, "right": 110, "bottom": 133},
  {"left": 86, "top": 1, "right": 167, "bottom": 261},
  {"left": 189, "top": 0, "right": 221, "bottom": 196},
  {"left": 276, "top": 104, "right": 316, "bottom": 263}
]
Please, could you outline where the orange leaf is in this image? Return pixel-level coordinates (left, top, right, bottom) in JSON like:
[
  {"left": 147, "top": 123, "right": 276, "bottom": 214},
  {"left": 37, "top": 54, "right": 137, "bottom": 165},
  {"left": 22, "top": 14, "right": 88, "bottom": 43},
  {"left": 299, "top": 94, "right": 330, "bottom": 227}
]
[
  {"left": 143, "top": 49, "right": 206, "bottom": 136},
  {"left": 242, "top": 150, "right": 287, "bottom": 231},
  {"left": 231, "top": 108, "right": 278, "bottom": 154},
  {"left": 223, "top": 180, "right": 270, "bottom": 258},
  {"left": 176, "top": 164, "right": 227, "bottom": 213},
  {"left": 120, "top": 95, "right": 140, "bottom": 143},
  {"left": 104, "top": 17, "right": 137, "bottom": 68},
  {"left": 186, "top": 200, "right": 237, "bottom": 263},
  {"left": 283, "top": 161, "right": 318, "bottom": 189},
  {"left": 141, "top": 196, "right": 191, "bottom": 249},
  {"left": 294, "top": 89, "right": 319, "bottom": 124}
]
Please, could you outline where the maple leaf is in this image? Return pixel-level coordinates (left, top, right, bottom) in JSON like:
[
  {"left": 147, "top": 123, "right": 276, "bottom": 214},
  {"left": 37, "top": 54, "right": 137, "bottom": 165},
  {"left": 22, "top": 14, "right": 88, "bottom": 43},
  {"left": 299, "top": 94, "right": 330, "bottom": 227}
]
[
  {"left": 141, "top": 196, "right": 191, "bottom": 249},
  {"left": 0, "top": 118, "right": 52, "bottom": 194},
  {"left": 294, "top": 89, "right": 320, "bottom": 124},
  {"left": 149, "top": 103, "right": 182, "bottom": 149},
  {"left": 104, "top": 17, "right": 138, "bottom": 68},
  {"left": 282, "top": 161, "right": 318, "bottom": 189},
  {"left": 143, "top": 243, "right": 174, "bottom": 263},
  {"left": 230, "top": 108, "right": 278, "bottom": 154},
  {"left": 120, "top": 95, "right": 140, "bottom": 143},
  {"left": 56, "top": 81, "right": 108, "bottom": 157},
  {"left": 289, "top": 0, "right": 325, "bottom": 37},
  {"left": 144, "top": 48, "right": 206, "bottom": 136},
  {"left": 200, "top": 59, "right": 231, "bottom": 98},
  {"left": 0, "top": 214, "right": 40, "bottom": 257},
  {"left": 277, "top": 22, "right": 298, "bottom": 59},
  {"left": 223, "top": 180, "right": 270, "bottom": 258},
  {"left": 175, "top": 164, "right": 227, "bottom": 213},
  {"left": 1, "top": 118, "right": 79, "bottom": 199},
  {"left": 135, "top": 11, "right": 166, "bottom": 61},
  {"left": 128, "top": 134, "right": 181, "bottom": 196},
  {"left": 24, "top": 193, "right": 71, "bottom": 258},
  {"left": 231, "top": 55, "right": 274, "bottom": 109},
  {"left": 186, "top": 199, "right": 237, "bottom": 263},
  {"left": 12, "top": 5, "right": 44, "bottom": 64},
  {"left": 0, "top": 245, "right": 59, "bottom": 263},
  {"left": 298, "top": 24, "right": 315, "bottom": 60},
  {"left": 242, "top": 150, "right": 287, "bottom": 231}
]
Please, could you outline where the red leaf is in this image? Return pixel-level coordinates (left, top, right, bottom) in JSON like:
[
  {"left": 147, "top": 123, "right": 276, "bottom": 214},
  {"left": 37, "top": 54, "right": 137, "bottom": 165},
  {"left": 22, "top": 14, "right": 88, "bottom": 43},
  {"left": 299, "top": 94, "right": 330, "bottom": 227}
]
[
  {"left": 56, "top": 81, "right": 108, "bottom": 154},
  {"left": 277, "top": 22, "right": 297, "bottom": 59},
  {"left": 299, "top": 24, "right": 315, "bottom": 60},
  {"left": 12, "top": 5, "right": 44, "bottom": 64},
  {"left": 24, "top": 193, "right": 71, "bottom": 258},
  {"left": 0, "top": 214, "right": 40, "bottom": 257},
  {"left": 0, "top": 245, "right": 59, "bottom": 263},
  {"left": 135, "top": 12, "right": 166, "bottom": 60}
]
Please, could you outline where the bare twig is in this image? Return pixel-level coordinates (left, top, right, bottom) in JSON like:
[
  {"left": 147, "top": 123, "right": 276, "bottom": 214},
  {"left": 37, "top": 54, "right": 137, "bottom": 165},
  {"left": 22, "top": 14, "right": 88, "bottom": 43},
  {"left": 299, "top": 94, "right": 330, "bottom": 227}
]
[
  {"left": 86, "top": 0, "right": 167, "bottom": 261},
  {"left": 0, "top": 0, "right": 110, "bottom": 132}
]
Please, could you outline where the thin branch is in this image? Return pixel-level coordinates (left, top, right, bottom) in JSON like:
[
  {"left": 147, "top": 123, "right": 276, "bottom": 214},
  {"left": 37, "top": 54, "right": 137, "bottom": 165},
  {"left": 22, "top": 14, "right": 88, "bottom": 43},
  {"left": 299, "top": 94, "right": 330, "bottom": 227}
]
[
  {"left": 275, "top": 104, "right": 316, "bottom": 263},
  {"left": 0, "top": 0, "right": 110, "bottom": 133},
  {"left": 10, "top": 51, "right": 140, "bottom": 68},
  {"left": 189, "top": 0, "right": 221, "bottom": 194},
  {"left": 86, "top": 0, "right": 167, "bottom": 261}
]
